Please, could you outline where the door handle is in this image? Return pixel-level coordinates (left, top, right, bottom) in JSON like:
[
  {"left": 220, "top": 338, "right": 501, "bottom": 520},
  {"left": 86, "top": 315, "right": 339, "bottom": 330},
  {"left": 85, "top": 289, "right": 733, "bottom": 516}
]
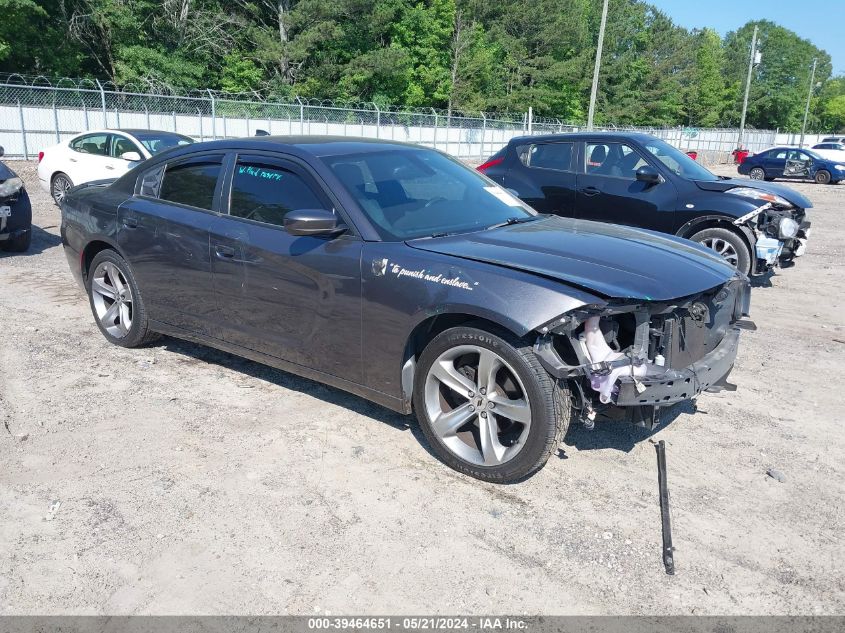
[
  {"left": 105, "top": 165, "right": 115, "bottom": 170},
  {"left": 215, "top": 244, "right": 235, "bottom": 259},
  {"left": 69, "top": 158, "right": 77, "bottom": 163},
  {"left": 581, "top": 186, "right": 601, "bottom": 196},
  {"left": 122, "top": 218, "right": 139, "bottom": 229}
]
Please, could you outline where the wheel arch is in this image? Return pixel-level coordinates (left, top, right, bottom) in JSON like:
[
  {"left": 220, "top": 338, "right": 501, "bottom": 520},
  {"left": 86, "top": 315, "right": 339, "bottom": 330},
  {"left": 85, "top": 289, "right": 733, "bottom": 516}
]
[
  {"left": 81, "top": 238, "right": 124, "bottom": 282},
  {"left": 676, "top": 215, "right": 757, "bottom": 274}
]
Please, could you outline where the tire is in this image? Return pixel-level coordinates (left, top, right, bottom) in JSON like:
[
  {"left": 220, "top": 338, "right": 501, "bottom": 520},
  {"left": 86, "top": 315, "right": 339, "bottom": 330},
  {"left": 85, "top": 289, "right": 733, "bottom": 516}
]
[
  {"left": 749, "top": 167, "right": 765, "bottom": 180},
  {"left": 815, "top": 170, "right": 832, "bottom": 185},
  {"left": 86, "top": 249, "right": 158, "bottom": 348},
  {"left": 413, "top": 324, "right": 571, "bottom": 483},
  {"left": 51, "top": 173, "right": 73, "bottom": 205},
  {"left": 0, "top": 227, "right": 31, "bottom": 252},
  {"left": 690, "top": 227, "right": 752, "bottom": 275}
]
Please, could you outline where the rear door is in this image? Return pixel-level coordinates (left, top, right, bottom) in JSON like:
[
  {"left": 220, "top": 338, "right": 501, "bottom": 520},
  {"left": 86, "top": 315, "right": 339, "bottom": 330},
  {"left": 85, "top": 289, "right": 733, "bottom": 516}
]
[
  {"left": 67, "top": 133, "right": 114, "bottom": 183},
  {"left": 118, "top": 152, "right": 224, "bottom": 335},
  {"left": 574, "top": 140, "right": 677, "bottom": 233},
  {"left": 210, "top": 152, "right": 363, "bottom": 383},
  {"left": 503, "top": 140, "right": 578, "bottom": 216},
  {"left": 762, "top": 149, "right": 787, "bottom": 178}
]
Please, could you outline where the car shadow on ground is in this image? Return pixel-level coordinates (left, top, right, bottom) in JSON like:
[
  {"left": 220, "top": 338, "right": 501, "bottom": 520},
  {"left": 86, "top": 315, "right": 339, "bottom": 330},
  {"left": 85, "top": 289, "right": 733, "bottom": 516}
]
[
  {"left": 157, "top": 336, "right": 416, "bottom": 433},
  {"left": 559, "top": 399, "right": 695, "bottom": 456},
  {"left": 0, "top": 224, "right": 61, "bottom": 258}
]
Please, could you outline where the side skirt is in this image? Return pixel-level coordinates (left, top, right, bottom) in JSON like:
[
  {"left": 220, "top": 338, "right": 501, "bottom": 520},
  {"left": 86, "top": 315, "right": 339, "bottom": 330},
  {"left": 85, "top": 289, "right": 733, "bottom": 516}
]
[{"left": 148, "top": 319, "right": 411, "bottom": 415}]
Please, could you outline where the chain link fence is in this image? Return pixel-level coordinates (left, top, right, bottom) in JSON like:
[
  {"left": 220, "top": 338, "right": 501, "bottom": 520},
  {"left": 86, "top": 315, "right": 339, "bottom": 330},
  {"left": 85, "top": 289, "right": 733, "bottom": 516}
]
[{"left": 0, "top": 73, "right": 817, "bottom": 164}]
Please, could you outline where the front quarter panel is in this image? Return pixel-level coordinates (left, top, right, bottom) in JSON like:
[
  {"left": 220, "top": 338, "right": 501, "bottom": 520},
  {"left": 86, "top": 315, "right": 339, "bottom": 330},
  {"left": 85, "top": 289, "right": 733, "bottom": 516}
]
[{"left": 361, "top": 241, "right": 604, "bottom": 399}]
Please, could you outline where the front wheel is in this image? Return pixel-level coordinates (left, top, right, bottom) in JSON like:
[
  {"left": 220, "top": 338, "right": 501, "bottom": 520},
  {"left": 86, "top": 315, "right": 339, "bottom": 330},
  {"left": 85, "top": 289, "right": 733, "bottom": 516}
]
[
  {"left": 51, "top": 173, "right": 73, "bottom": 205},
  {"left": 690, "top": 227, "right": 752, "bottom": 275},
  {"left": 86, "top": 250, "right": 157, "bottom": 348},
  {"left": 749, "top": 167, "right": 765, "bottom": 180},
  {"left": 815, "top": 170, "right": 832, "bottom": 185},
  {"left": 413, "top": 325, "right": 570, "bottom": 483}
]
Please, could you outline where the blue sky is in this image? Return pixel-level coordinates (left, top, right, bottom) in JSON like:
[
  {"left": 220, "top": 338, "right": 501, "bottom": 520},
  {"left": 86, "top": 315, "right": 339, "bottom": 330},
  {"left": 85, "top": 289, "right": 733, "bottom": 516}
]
[{"left": 647, "top": 0, "right": 844, "bottom": 75}]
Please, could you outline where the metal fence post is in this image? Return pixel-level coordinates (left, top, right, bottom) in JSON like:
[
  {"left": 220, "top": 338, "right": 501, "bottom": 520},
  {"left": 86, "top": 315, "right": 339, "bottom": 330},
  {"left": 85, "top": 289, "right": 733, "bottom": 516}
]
[
  {"left": 375, "top": 104, "right": 381, "bottom": 138},
  {"left": 52, "top": 99, "right": 60, "bottom": 142},
  {"left": 95, "top": 79, "right": 107, "bottom": 127},
  {"left": 17, "top": 101, "right": 28, "bottom": 160},
  {"left": 144, "top": 104, "right": 150, "bottom": 129},
  {"left": 480, "top": 112, "right": 487, "bottom": 158},
  {"left": 172, "top": 111, "right": 177, "bottom": 132},
  {"left": 197, "top": 107, "right": 204, "bottom": 141},
  {"left": 207, "top": 89, "right": 216, "bottom": 139},
  {"left": 223, "top": 115, "right": 227, "bottom": 138},
  {"left": 296, "top": 96, "right": 304, "bottom": 134},
  {"left": 115, "top": 107, "right": 120, "bottom": 127},
  {"left": 83, "top": 103, "right": 90, "bottom": 131},
  {"left": 432, "top": 108, "right": 438, "bottom": 150}
]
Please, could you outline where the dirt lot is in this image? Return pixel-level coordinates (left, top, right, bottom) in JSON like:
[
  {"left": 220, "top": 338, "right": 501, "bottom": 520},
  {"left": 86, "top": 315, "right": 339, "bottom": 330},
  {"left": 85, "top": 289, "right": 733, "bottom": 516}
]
[{"left": 1, "top": 159, "right": 843, "bottom": 615}]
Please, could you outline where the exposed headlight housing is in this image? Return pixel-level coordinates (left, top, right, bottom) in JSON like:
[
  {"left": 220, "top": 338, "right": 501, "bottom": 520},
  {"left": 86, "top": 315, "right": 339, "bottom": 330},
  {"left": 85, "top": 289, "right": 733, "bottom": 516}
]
[
  {"left": 778, "top": 217, "right": 799, "bottom": 239},
  {"left": 727, "top": 186, "right": 790, "bottom": 207},
  {"left": 0, "top": 177, "right": 23, "bottom": 198}
]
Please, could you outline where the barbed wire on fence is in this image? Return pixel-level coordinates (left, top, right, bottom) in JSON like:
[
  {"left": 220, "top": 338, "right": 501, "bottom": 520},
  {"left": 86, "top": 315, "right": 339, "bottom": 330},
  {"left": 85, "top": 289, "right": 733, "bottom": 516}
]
[{"left": 0, "top": 72, "right": 807, "bottom": 163}]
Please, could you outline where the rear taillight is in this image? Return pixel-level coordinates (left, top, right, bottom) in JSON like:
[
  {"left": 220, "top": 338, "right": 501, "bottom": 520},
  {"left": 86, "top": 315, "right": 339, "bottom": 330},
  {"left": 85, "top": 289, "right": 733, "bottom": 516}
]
[
  {"left": 477, "top": 157, "right": 504, "bottom": 173},
  {"left": 38, "top": 151, "right": 44, "bottom": 163}
]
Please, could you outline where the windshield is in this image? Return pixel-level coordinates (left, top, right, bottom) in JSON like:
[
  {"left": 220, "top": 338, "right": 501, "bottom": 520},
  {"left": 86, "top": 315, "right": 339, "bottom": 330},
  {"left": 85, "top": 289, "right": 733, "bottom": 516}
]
[
  {"left": 321, "top": 147, "right": 536, "bottom": 241},
  {"left": 132, "top": 132, "right": 194, "bottom": 155},
  {"left": 643, "top": 138, "right": 719, "bottom": 181}
]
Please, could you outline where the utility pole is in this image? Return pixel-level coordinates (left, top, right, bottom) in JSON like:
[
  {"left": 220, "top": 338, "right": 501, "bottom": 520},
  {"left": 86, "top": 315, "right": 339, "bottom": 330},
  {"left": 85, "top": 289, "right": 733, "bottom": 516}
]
[
  {"left": 738, "top": 25, "right": 759, "bottom": 150},
  {"left": 799, "top": 57, "right": 818, "bottom": 149},
  {"left": 587, "top": 0, "right": 609, "bottom": 130}
]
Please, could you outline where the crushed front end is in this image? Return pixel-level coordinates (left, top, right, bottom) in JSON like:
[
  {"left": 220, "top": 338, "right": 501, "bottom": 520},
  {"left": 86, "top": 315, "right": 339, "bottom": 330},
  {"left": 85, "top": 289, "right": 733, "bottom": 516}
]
[
  {"left": 534, "top": 276, "right": 753, "bottom": 428},
  {"left": 732, "top": 196, "right": 810, "bottom": 273}
]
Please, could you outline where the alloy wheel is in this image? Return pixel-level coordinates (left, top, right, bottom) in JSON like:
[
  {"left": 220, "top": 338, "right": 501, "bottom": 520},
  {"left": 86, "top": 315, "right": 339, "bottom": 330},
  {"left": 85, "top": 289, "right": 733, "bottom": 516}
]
[
  {"left": 701, "top": 237, "right": 739, "bottom": 267},
  {"left": 749, "top": 168, "right": 764, "bottom": 180},
  {"left": 90, "top": 261, "right": 133, "bottom": 338},
  {"left": 52, "top": 176, "right": 71, "bottom": 204},
  {"left": 423, "top": 344, "right": 532, "bottom": 467}
]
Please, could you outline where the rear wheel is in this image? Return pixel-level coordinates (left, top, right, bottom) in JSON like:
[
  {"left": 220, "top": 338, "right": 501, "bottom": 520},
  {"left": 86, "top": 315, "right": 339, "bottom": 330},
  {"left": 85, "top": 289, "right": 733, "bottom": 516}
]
[
  {"left": 86, "top": 250, "right": 157, "bottom": 348},
  {"left": 51, "top": 173, "right": 73, "bottom": 205},
  {"left": 0, "top": 228, "right": 31, "bottom": 252},
  {"left": 413, "top": 324, "right": 570, "bottom": 483},
  {"left": 690, "top": 227, "right": 752, "bottom": 275},
  {"left": 749, "top": 167, "right": 765, "bottom": 180},
  {"left": 815, "top": 170, "right": 832, "bottom": 185}
]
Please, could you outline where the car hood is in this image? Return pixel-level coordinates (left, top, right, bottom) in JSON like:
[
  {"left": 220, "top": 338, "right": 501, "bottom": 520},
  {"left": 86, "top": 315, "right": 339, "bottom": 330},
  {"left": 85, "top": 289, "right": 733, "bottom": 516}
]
[
  {"left": 407, "top": 216, "right": 737, "bottom": 301},
  {"left": 0, "top": 161, "right": 18, "bottom": 181},
  {"left": 695, "top": 178, "right": 812, "bottom": 209}
]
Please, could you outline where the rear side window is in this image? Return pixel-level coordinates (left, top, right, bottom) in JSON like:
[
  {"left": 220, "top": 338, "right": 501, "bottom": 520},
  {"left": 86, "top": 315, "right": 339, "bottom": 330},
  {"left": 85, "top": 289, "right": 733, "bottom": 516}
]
[
  {"left": 70, "top": 133, "right": 109, "bottom": 156},
  {"left": 518, "top": 142, "right": 575, "bottom": 171},
  {"left": 229, "top": 158, "right": 326, "bottom": 227},
  {"left": 159, "top": 157, "right": 222, "bottom": 211}
]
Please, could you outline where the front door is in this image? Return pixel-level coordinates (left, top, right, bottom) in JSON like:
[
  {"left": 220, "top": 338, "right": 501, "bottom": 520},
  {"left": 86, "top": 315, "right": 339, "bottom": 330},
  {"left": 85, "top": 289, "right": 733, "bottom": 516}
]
[
  {"left": 575, "top": 141, "right": 677, "bottom": 233},
  {"left": 210, "top": 153, "right": 363, "bottom": 383},
  {"left": 503, "top": 140, "right": 578, "bottom": 216},
  {"left": 784, "top": 150, "right": 812, "bottom": 179}
]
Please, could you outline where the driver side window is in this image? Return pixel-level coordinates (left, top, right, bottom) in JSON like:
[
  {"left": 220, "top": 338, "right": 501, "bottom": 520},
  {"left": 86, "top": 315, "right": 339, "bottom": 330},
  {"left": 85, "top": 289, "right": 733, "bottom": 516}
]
[
  {"left": 228, "top": 158, "right": 327, "bottom": 228},
  {"left": 585, "top": 142, "right": 647, "bottom": 180}
]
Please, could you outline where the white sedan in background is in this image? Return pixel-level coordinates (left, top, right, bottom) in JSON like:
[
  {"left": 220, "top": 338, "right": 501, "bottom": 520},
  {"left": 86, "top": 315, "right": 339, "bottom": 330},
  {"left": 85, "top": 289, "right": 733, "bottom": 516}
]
[
  {"left": 38, "top": 129, "right": 194, "bottom": 204},
  {"left": 811, "top": 142, "right": 845, "bottom": 162}
]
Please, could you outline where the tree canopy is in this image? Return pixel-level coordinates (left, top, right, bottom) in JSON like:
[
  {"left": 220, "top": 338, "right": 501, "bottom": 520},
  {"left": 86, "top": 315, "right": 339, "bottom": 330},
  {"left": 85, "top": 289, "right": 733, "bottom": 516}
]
[{"left": 0, "top": 0, "right": 841, "bottom": 131}]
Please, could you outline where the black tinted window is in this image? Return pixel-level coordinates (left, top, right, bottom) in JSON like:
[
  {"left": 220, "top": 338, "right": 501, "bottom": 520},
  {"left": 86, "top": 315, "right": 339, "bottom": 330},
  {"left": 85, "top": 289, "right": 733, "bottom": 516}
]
[
  {"left": 586, "top": 143, "right": 647, "bottom": 180},
  {"left": 159, "top": 159, "right": 221, "bottom": 210},
  {"left": 138, "top": 164, "right": 165, "bottom": 197},
  {"left": 520, "top": 142, "right": 574, "bottom": 171},
  {"left": 229, "top": 160, "right": 325, "bottom": 227}
]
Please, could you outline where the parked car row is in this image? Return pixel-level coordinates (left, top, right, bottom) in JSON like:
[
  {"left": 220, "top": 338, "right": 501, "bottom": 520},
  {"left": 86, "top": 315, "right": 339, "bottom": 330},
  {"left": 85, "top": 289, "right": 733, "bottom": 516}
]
[{"left": 2, "top": 129, "right": 827, "bottom": 483}]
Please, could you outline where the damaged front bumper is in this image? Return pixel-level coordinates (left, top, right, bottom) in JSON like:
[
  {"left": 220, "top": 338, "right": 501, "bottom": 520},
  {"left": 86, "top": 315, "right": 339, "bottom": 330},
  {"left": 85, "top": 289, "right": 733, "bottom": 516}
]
[
  {"left": 737, "top": 202, "right": 811, "bottom": 272},
  {"left": 533, "top": 276, "right": 752, "bottom": 427}
]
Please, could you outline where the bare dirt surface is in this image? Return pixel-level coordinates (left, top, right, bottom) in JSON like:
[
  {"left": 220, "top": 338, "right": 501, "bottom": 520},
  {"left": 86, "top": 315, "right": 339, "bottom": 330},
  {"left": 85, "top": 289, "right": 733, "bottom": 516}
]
[{"left": 1, "top": 160, "right": 843, "bottom": 615}]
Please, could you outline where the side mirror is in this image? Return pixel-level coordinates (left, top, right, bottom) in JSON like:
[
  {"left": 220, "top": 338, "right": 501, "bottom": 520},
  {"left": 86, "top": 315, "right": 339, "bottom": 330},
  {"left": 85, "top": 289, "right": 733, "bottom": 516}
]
[
  {"left": 284, "top": 209, "right": 345, "bottom": 237},
  {"left": 0, "top": 146, "right": 4, "bottom": 157},
  {"left": 636, "top": 165, "right": 661, "bottom": 185},
  {"left": 121, "top": 151, "right": 142, "bottom": 162}
]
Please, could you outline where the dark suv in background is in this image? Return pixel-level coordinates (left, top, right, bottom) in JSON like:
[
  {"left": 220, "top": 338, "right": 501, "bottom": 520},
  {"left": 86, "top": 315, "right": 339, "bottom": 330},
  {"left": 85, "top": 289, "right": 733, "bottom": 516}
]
[{"left": 479, "top": 132, "right": 811, "bottom": 276}]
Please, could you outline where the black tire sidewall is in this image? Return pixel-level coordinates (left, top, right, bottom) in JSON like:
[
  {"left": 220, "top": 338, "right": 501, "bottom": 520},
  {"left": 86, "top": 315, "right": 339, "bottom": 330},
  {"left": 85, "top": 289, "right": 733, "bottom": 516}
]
[
  {"left": 51, "top": 173, "right": 72, "bottom": 205},
  {"left": 86, "top": 250, "right": 152, "bottom": 348},
  {"left": 413, "top": 325, "right": 566, "bottom": 483},
  {"left": 691, "top": 227, "right": 752, "bottom": 275}
]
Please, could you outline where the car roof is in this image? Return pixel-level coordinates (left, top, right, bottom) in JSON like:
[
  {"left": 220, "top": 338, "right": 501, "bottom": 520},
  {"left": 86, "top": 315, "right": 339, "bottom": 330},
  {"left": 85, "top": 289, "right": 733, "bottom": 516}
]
[
  {"left": 506, "top": 131, "right": 659, "bottom": 145},
  {"left": 71, "top": 128, "right": 189, "bottom": 137},
  {"left": 146, "top": 135, "right": 426, "bottom": 160}
]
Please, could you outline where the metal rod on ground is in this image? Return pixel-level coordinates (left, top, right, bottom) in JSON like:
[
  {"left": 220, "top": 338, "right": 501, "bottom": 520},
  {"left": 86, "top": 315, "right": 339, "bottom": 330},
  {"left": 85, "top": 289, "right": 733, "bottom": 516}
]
[
  {"left": 738, "top": 25, "right": 759, "bottom": 150},
  {"left": 655, "top": 440, "right": 675, "bottom": 575},
  {"left": 799, "top": 57, "right": 818, "bottom": 149},
  {"left": 586, "top": 0, "right": 609, "bottom": 130}
]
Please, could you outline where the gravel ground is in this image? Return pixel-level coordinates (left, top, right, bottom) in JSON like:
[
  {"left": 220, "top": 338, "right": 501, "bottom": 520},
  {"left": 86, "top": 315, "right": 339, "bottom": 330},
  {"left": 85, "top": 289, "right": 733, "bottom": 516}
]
[{"left": 1, "top": 159, "right": 843, "bottom": 615}]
